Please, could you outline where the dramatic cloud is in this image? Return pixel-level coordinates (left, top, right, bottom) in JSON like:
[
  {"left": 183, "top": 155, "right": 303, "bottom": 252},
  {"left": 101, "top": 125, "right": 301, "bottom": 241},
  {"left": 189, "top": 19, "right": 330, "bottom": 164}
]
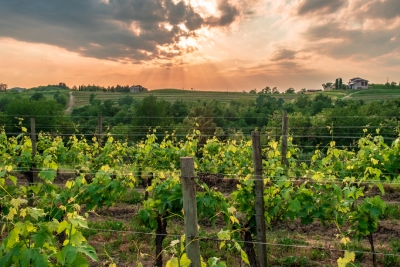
[
  {"left": 363, "top": 0, "right": 400, "bottom": 20},
  {"left": 297, "top": 0, "right": 346, "bottom": 15},
  {"left": 0, "top": 0, "right": 240, "bottom": 64},
  {"left": 304, "top": 19, "right": 400, "bottom": 59},
  {"left": 206, "top": 0, "right": 239, "bottom": 26},
  {"left": 270, "top": 49, "right": 297, "bottom": 61}
]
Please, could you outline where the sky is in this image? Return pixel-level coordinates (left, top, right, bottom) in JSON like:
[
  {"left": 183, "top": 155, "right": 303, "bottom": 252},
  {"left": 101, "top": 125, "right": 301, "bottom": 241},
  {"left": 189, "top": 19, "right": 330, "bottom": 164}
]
[{"left": 0, "top": 0, "right": 399, "bottom": 92}]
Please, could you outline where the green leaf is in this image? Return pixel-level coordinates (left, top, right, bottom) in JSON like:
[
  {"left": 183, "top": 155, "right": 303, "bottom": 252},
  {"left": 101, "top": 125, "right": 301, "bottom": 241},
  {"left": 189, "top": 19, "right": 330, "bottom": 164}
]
[
  {"left": 369, "top": 207, "right": 382, "bottom": 218},
  {"left": 288, "top": 199, "right": 301, "bottom": 212},
  {"left": 166, "top": 257, "right": 179, "bottom": 267},
  {"left": 6, "top": 228, "right": 21, "bottom": 249},
  {"left": 0, "top": 247, "right": 19, "bottom": 267},
  {"left": 62, "top": 244, "right": 78, "bottom": 265},
  {"left": 376, "top": 183, "right": 385, "bottom": 195},
  {"left": 240, "top": 249, "right": 250, "bottom": 265},
  {"left": 180, "top": 253, "right": 191, "bottom": 267},
  {"left": 208, "top": 257, "right": 227, "bottom": 267},
  {"left": 70, "top": 231, "right": 86, "bottom": 246},
  {"left": 8, "top": 175, "right": 17, "bottom": 186},
  {"left": 20, "top": 247, "right": 33, "bottom": 267},
  {"left": 32, "top": 228, "right": 51, "bottom": 247},
  {"left": 27, "top": 208, "right": 46, "bottom": 221},
  {"left": 76, "top": 243, "right": 98, "bottom": 262},
  {"left": 32, "top": 249, "right": 48, "bottom": 267},
  {"left": 57, "top": 220, "right": 70, "bottom": 234},
  {"left": 72, "top": 254, "right": 89, "bottom": 267},
  {"left": 38, "top": 169, "right": 57, "bottom": 182}
]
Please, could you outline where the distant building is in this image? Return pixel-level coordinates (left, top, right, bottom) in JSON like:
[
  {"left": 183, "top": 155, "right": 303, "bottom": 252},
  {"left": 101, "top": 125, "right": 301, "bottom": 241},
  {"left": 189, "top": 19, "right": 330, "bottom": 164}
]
[
  {"left": 9, "top": 87, "right": 26, "bottom": 92},
  {"left": 130, "top": 85, "right": 148, "bottom": 93},
  {"left": 0, "top": 83, "right": 7, "bottom": 92},
  {"left": 348, "top": 77, "right": 369, "bottom": 89}
]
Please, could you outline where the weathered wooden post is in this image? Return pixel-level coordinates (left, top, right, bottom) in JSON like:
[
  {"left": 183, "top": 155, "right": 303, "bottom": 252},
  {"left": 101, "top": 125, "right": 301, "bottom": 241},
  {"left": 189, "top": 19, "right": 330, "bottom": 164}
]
[
  {"left": 281, "top": 110, "right": 289, "bottom": 167},
  {"left": 30, "top": 118, "right": 38, "bottom": 184},
  {"left": 252, "top": 131, "right": 267, "bottom": 267},
  {"left": 180, "top": 157, "right": 201, "bottom": 267},
  {"left": 97, "top": 115, "right": 102, "bottom": 142}
]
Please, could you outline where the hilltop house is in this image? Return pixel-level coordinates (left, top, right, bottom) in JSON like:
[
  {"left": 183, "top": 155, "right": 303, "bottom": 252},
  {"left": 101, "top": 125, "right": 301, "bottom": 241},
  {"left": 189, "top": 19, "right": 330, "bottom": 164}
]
[
  {"left": 130, "top": 85, "right": 147, "bottom": 93},
  {"left": 9, "top": 87, "right": 26, "bottom": 93},
  {"left": 348, "top": 77, "right": 369, "bottom": 89}
]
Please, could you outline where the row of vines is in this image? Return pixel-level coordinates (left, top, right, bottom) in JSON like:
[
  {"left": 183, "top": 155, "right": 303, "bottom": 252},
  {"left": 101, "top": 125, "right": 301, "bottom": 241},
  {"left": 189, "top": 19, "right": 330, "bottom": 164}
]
[{"left": 0, "top": 123, "right": 399, "bottom": 266}]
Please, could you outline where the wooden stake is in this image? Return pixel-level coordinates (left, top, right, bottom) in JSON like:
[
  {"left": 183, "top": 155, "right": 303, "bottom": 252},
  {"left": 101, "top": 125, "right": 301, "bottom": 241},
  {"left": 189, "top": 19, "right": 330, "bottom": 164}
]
[
  {"left": 98, "top": 115, "right": 102, "bottom": 142},
  {"left": 281, "top": 110, "right": 288, "bottom": 167},
  {"left": 252, "top": 131, "right": 267, "bottom": 267},
  {"left": 180, "top": 157, "right": 201, "bottom": 267},
  {"left": 30, "top": 118, "right": 38, "bottom": 184}
]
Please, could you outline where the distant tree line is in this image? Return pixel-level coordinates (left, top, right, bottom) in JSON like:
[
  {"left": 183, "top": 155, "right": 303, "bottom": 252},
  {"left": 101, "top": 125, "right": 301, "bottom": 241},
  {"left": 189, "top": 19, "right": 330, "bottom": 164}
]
[
  {"left": 77, "top": 84, "right": 147, "bottom": 92},
  {"left": 2, "top": 88, "right": 400, "bottom": 150}
]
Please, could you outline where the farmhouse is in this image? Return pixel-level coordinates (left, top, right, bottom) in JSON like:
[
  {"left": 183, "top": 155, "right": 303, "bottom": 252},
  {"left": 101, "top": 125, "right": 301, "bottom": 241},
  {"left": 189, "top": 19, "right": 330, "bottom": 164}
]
[
  {"left": 9, "top": 87, "right": 26, "bottom": 92},
  {"left": 130, "top": 85, "right": 147, "bottom": 93},
  {"left": 348, "top": 77, "right": 369, "bottom": 89}
]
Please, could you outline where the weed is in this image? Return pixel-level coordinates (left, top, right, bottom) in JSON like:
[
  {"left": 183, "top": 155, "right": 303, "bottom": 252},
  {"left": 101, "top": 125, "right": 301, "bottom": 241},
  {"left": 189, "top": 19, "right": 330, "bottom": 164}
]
[
  {"left": 380, "top": 204, "right": 400, "bottom": 220},
  {"left": 122, "top": 189, "right": 143, "bottom": 205},
  {"left": 276, "top": 236, "right": 308, "bottom": 253},
  {"left": 276, "top": 255, "right": 309, "bottom": 267},
  {"left": 310, "top": 247, "right": 329, "bottom": 260},
  {"left": 382, "top": 240, "right": 400, "bottom": 267}
]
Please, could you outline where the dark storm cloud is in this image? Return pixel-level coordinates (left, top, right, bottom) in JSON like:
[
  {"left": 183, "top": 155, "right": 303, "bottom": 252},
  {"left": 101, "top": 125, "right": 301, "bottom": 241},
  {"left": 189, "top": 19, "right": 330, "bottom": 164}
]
[
  {"left": 363, "top": 0, "right": 400, "bottom": 20},
  {"left": 270, "top": 49, "right": 297, "bottom": 61},
  {"left": 0, "top": 0, "right": 238, "bottom": 63},
  {"left": 205, "top": 0, "right": 239, "bottom": 26},
  {"left": 297, "top": 0, "right": 346, "bottom": 15},
  {"left": 304, "top": 22, "right": 400, "bottom": 59}
]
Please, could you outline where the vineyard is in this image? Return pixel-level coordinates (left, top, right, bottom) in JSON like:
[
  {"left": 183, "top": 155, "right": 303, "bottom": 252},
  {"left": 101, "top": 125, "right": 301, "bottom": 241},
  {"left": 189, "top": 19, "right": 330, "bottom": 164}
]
[{"left": 0, "top": 116, "right": 400, "bottom": 267}]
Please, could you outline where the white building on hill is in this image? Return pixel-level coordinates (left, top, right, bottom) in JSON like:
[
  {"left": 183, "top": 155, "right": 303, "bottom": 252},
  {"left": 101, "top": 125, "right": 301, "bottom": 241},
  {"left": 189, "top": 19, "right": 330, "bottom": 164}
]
[{"left": 348, "top": 77, "right": 369, "bottom": 89}]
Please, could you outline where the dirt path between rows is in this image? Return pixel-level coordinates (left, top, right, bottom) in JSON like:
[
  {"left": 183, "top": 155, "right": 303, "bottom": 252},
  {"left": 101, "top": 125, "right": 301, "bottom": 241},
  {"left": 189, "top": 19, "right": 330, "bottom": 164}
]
[{"left": 66, "top": 91, "right": 74, "bottom": 113}]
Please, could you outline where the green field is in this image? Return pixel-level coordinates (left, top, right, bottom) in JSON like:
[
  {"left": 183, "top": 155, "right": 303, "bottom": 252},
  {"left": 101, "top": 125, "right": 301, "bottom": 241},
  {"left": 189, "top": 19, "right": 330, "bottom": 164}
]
[
  {"left": 72, "top": 88, "right": 351, "bottom": 108},
  {"left": 3, "top": 87, "right": 400, "bottom": 110}
]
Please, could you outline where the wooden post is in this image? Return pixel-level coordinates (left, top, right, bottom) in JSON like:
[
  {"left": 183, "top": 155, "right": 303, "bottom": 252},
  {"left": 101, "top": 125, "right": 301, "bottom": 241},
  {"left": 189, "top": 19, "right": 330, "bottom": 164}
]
[
  {"left": 180, "top": 157, "right": 201, "bottom": 267},
  {"left": 252, "top": 131, "right": 267, "bottom": 267},
  {"left": 30, "top": 118, "right": 38, "bottom": 184},
  {"left": 281, "top": 110, "right": 288, "bottom": 167},
  {"left": 97, "top": 115, "right": 102, "bottom": 142}
]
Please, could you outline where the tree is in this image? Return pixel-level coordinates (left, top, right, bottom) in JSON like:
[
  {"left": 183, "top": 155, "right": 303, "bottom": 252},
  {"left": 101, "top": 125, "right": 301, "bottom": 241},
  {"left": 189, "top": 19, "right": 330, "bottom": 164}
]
[
  {"left": 5, "top": 98, "right": 68, "bottom": 133},
  {"left": 261, "top": 86, "right": 271, "bottom": 94},
  {"left": 134, "top": 95, "right": 172, "bottom": 130},
  {"left": 0, "top": 83, "right": 7, "bottom": 91},
  {"left": 285, "top": 88, "right": 295, "bottom": 94},
  {"left": 322, "top": 82, "right": 333, "bottom": 90},
  {"left": 30, "top": 92, "right": 45, "bottom": 101},
  {"left": 391, "top": 82, "right": 397, "bottom": 88},
  {"left": 171, "top": 100, "right": 189, "bottom": 123},
  {"left": 89, "top": 93, "right": 96, "bottom": 104},
  {"left": 335, "top": 78, "right": 343, "bottom": 89},
  {"left": 118, "top": 95, "right": 134, "bottom": 106}
]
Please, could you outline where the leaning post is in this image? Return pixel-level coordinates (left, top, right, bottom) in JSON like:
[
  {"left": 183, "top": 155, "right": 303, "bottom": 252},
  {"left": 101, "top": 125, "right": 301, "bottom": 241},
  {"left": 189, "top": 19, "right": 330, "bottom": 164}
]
[
  {"left": 180, "top": 157, "right": 201, "bottom": 267},
  {"left": 252, "top": 131, "right": 268, "bottom": 267}
]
